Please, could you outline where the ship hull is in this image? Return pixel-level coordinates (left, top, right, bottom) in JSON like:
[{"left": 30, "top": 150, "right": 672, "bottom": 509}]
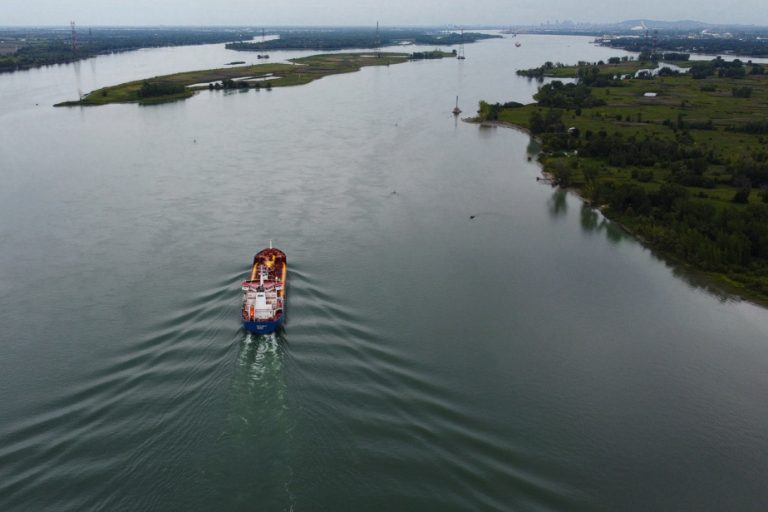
[{"left": 243, "top": 316, "right": 284, "bottom": 334}]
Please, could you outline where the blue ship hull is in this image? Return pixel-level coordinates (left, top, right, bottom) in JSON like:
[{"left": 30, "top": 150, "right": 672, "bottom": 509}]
[{"left": 243, "top": 316, "right": 284, "bottom": 334}]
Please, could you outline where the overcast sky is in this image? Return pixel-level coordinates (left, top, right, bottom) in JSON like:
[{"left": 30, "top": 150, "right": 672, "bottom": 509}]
[{"left": 3, "top": 0, "right": 767, "bottom": 27}]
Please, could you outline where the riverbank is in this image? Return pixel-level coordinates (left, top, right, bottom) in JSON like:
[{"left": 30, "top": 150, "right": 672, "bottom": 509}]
[
  {"left": 601, "top": 36, "right": 768, "bottom": 59},
  {"left": 479, "top": 119, "right": 768, "bottom": 305},
  {"left": 55, "top": 52, "right": 416, "bottom": 106},
  {"left": 475, "top": 56, "right": 768, "bottom": 305},
  {"left": 0, "top": 27, "right": 249, "bottom": 73}
]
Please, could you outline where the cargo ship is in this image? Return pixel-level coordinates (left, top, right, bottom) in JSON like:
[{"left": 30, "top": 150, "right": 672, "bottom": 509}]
[{"left": 241, "top": 243, "right": 287, "bottom": 334}]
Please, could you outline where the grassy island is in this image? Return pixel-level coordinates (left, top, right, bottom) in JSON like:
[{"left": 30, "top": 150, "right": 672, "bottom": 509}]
[
  {"left": 225, "top": 28, "right": 499, "bottom": 52},
  {"left": 479, "top": 56, "right": 768, "bottom": 304},
  {"left": 55, "top": 52, "right": 417, "bottom": 106}
]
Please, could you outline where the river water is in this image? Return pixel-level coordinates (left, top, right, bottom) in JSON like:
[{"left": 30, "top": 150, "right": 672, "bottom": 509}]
[{"left": 1, "top": 34, "right": 768, "bottom": 511}]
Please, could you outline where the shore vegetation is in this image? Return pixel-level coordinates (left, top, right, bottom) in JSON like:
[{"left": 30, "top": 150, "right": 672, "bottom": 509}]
[
  {"left": 225, "top": 29, "right": 499, "bottom": 52},
  {"left": 478, "top": 57, "right": 768, "bottom": 303},
  {"left": 0, "top": 27, "right": 250, "bottom": 73},
  {"left": 55, "top": 52, "right": 413, "bottom": 106}
]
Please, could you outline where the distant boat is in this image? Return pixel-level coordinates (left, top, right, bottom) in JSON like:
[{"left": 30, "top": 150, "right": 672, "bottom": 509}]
[
  {"left": 515, "top": 42, "right": 522, "bottom": 48},
  {"left": 241, "top": 242, "right": 287, "bottom": 334},
  {"left": 452, "top": 96, "right": 462, "bottom": 116}
]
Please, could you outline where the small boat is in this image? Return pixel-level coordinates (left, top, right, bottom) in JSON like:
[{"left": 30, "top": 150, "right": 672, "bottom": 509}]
[
  {"left": 241, "top": 242, "right": 287, "bottom": 334},
  {"left": 515, "top": 42, "right": 522, "bottom": 48},
  {"left": 452, "top": 96, "right": 462, "bottom": 116}
]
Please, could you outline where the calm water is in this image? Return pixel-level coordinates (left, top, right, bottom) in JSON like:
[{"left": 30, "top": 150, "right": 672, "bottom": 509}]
[{"left": 2, "top": 34, "right": 768, "bottom": 511}]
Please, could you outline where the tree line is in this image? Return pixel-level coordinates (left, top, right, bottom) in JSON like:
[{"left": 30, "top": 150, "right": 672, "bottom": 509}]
[
  {"left": 226, "top": 30, "right": 499, "bottom": 52},
  {"left": 137, "top": 81, "right": 186, "bottom": 99},
  {"left": 0, "top": 27, "right": 248, "bottom": 72},
  {"left": 604, "top": 37, "right": 768, "bottom": 58}
]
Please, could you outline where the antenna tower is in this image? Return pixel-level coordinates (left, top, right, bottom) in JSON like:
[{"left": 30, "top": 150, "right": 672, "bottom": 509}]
[{"left": 70, "top": 21, "right": 77, "bottom": 53}]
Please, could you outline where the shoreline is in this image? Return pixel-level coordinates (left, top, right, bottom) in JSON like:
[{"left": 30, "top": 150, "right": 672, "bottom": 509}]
[
  {"left": 55, "top": 52, "right": 418, "bottom": 107},
  {"left": 468, "top": 117, "right": 767, "bottom": 308}
]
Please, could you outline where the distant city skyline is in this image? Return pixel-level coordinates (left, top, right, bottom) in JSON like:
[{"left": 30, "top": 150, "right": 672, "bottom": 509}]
[{"left": 2, "top": 0, "right": 767, "bottom": 27}]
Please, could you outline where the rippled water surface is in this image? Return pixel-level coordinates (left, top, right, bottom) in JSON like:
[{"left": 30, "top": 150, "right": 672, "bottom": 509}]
[{"left": 2, "top": 35, "right": 768, "bottom": 511}]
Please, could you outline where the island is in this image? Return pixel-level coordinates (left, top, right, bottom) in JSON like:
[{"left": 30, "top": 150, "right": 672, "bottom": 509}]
[
  {"left": 54, "top": 51, "right": 448, "bottom": 106},
  {"left": 225, "top": 28, "right": 500, "bottom": 52},
  {"left": 476, "top": 56, "right": 768, "bottom": 303}
]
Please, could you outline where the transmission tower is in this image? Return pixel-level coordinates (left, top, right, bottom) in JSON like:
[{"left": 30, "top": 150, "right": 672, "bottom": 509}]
[
  {"left": 70, "top": 21, "right": 77, "bottom": 53},
  {"left": 374, "top": 21, "right": 381, "bottom": 57}
]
